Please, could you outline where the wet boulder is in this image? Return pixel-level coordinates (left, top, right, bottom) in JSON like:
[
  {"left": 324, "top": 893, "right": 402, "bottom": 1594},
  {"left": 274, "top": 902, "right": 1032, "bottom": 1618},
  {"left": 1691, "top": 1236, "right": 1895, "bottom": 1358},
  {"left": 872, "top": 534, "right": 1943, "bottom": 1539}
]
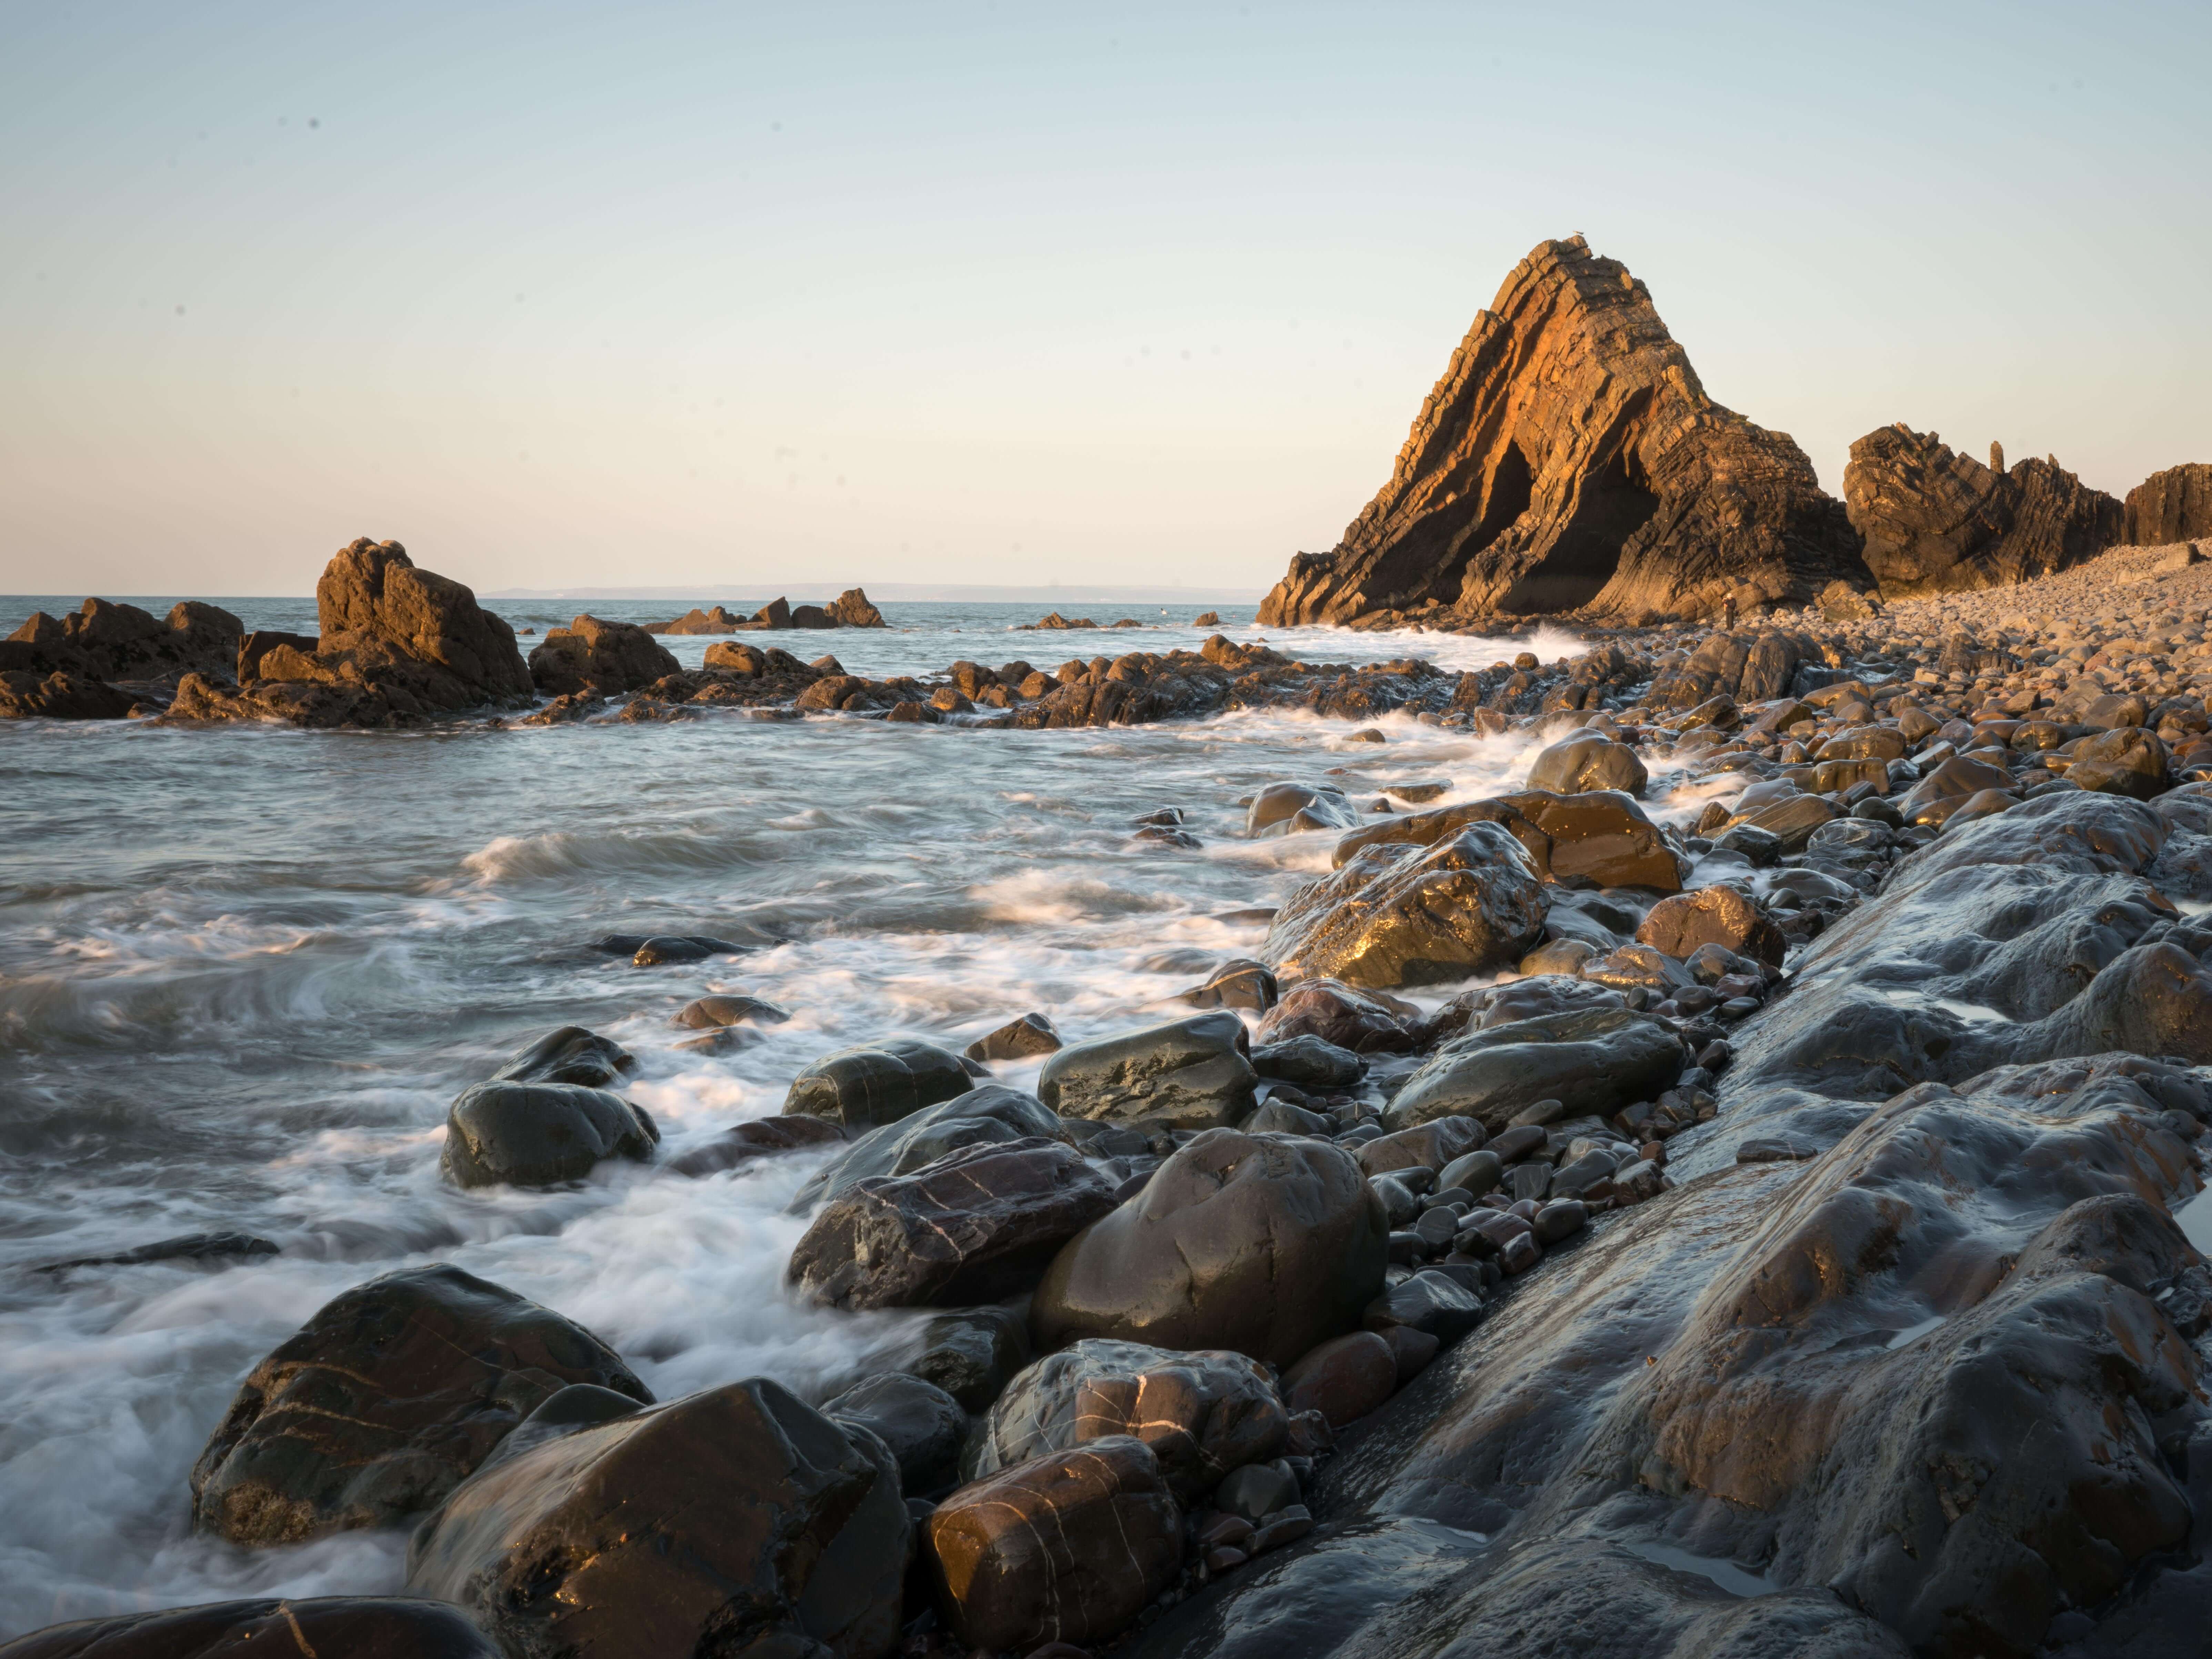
[
  {"left": 790, "top": 1083, "right": 1069, "bottom": 1210},
  {"left": 825, "top": 1371, "right": 968, "bottom": 1497},
  {"left": 783, "top": 1037, "right": 973, "bottom": 1130},
  {"left": 2069, "top": 726, "right": 2169, "bottom": 799},
  {"left": 1255, "top": 978, "right": 1420, "bottom": 1053},
  {"left": 0, "top": 670, "right": 137, "bottom": 720},
  {"left": 1281, "top": 1331, "right": 1398, "bottom": 1427},
  {"left": 1179, "top": 958, "right": 1281, "bottom": 1013},
  {"left": 190, "top": 1264, "right": 649, "bottom": 1545},
  {"left": 929, "top": 1434, "right": 1181, "bottom": 1653},
  {"left": 441, "top": 1081, "right": 658, "bottom": 1187},
  {"left": 965, "top": 1011, "right": 1062, "bottom": 1061},
  {"left": 1384, "top": 1007, "right": 1685, "bottom": 1133},
  {"left": 911, "top": 1306, "right": 1032, "bottom": 1412},
  {"left": 665, "top": 1114, "right": 845, "bottom": 1178},
  {"left": 493, "top": 1024, "right": 635, "bottom": 1088},
  {"left": 526, "top": 614, "right": 680, "bottom": 695},
  {"left": 405, "top": 1377, "right": 907, "bottom": 1659},
  {"left": 0, "top": 1598, "right": 501, "bottom": 1659},
  {"left": 1265, "top": 823, "right": 1548, "bottom": 989},
  {"left": 1247, "top": 782, "right": 1358, "bottom": 838},
  {"left": 1634, "top": 885, "right": 1787, "bottom": 968},
  {"left": 1525, "top": 733, "right": 1648, "bottom": 796},
  {"left": 1251, "top": 1033, "right": 1364, "bottom": 1087},
  {"left": 1036, "top": 1011, "right": 1258, "bottom": 1130},
  {"left": 675, "top": 993, "right": 791, "bottom": 1031},
  {"left": 963, "top": 1338, "right": 1289, "bottom": 1500},
  {"left": 1333, "top": 791, "right": 1685, "bottom": 893},
  {"left": 1032, "top": 1129, "right": 1388, "bottom": 1366},
  {"left": 788, "top": 1137, "right": 1118, "bottom": 1310},
  {"left": 1355, "top": 1117, "right": 1486, "bottom": 1180}
]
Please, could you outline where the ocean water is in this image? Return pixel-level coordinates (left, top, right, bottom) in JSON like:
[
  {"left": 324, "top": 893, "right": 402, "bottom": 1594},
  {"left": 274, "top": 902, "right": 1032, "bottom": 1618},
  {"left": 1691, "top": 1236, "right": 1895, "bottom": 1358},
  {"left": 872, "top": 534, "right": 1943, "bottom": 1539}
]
[{"left": 0, "top": 599, "right": 1613, "bottom": 1635}]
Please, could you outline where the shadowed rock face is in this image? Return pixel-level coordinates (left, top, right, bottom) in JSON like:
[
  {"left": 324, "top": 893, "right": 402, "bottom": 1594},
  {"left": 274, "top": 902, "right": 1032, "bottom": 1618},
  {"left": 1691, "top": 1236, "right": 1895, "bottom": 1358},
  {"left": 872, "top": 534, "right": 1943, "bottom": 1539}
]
[
  {"left": 1257, "top": 236, "right": 1868, "bottom": 626},
  {"left": 1843, "top": 424, "right": 2124, "bottom": 596},
  {"left": 405, "top": 1377, "right": 908, "bottom": 1659},
  {"left": 189, "top": 1264, "right": 650, "bottom": 1545},
  {"left": 0, "top": 1597, "right": 504, "bottom": 1659},
  {"left": 2125, "top": 463, "right": 2212, "bottom": 547},
  {"left": 2, "top": 598, "right": 242, "bottom": 684},
  {"left": 526, "top": 614, "right": 680, "bottom": 695}
]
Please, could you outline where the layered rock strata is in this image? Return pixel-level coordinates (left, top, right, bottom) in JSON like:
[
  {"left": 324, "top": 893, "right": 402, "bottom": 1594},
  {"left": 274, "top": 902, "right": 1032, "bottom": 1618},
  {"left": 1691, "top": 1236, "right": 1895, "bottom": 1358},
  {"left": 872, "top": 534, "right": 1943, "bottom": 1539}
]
[{"left": 1256, "top": 236, "right": 1869, "bottom": 627}]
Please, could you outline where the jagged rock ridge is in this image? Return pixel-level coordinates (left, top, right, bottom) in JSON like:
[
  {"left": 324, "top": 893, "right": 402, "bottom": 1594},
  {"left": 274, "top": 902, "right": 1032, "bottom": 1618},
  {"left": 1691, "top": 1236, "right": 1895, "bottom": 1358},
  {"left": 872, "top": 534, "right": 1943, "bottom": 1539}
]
[
  {"left": 1842, "top": 423, "right": 2125, "bottom": 596},
  {"left": 1258, "top": 236, "right": 1868, "bottom": 627},
  {"left": 2127, "top": 463, "right": 2212, "bottom": 548}
]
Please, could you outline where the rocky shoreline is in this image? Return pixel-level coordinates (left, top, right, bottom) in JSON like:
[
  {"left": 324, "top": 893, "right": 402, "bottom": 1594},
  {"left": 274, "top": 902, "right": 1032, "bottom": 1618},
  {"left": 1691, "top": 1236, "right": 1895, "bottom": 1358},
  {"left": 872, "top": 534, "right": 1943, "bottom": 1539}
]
[{"left": 12, "top": 528, "right": 2212, "bottom": 1658}]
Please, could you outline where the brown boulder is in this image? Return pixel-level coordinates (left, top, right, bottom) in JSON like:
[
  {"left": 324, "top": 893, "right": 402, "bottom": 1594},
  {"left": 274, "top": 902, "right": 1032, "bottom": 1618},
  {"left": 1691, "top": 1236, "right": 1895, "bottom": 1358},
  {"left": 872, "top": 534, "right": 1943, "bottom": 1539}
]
[
  {"left": 527, "top": 614, "right": 681, "bottom": 695},
  {"left": 1636, "top": 885, "right": 1787, "bottom": 967},
  {"left": 827, "top": 586, "right": 888, "bottom": 626},
  {"left": 929, "top": 1435, "right": 1180, "bottom": 1653},
  {"left": 1281, "top": 1331, "right": 1398, "bottom": 1427},
  {"left": 648, "top": 604, "right": 746, "bottom": 634},
  {"left": 1031, "top": 1129, "right": 1387, "bottom": 1366},
  {"left": 190, "top": 1264, "right": 649, "bottom": 1544},
  {"left": 2122, "top": 463, "right": 2212, "bottom": 547},
  {"left": 1256, "top": 236, "right": 1866, "bottom": 626},
  {"left": 1842, "top": 424, "right": 2123, "bottom": 596},
  {"left": 1254, "top": 978, "right": 1419, "bottom": 1053},
  {"left": 1333, "top": 790, "right": 1684, "bottom": 892},
  {"left": 3, "top": 597, "right": 242, "bottom": 683},
  {"left": 405, "top": 1377, "right": 907, "bottom": 1659},
  {"left": 1264, "top": 823, "right": 1549, "bottom": 989}
]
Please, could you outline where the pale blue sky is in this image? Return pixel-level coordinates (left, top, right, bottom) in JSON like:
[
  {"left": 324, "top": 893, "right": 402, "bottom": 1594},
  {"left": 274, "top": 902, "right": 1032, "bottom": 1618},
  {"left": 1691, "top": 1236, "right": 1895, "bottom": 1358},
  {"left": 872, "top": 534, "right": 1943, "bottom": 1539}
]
[{"left": 4, "top": 2, "right": 2206, "bottom": 595}]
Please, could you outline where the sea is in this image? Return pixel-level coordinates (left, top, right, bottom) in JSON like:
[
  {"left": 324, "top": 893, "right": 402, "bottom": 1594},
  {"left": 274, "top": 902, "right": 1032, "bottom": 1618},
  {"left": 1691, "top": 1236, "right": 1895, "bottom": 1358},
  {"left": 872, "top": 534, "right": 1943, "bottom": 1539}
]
[{"left": 0, "top": 597, "right": 1638, "bottom": 1633}]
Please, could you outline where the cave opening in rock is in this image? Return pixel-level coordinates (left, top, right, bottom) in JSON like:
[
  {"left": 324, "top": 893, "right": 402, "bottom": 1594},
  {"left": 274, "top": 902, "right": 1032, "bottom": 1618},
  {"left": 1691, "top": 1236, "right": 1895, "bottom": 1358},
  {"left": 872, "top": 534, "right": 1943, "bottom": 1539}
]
[{"left": 1499, "top": 445, "right": 1660, "bottom": 613}]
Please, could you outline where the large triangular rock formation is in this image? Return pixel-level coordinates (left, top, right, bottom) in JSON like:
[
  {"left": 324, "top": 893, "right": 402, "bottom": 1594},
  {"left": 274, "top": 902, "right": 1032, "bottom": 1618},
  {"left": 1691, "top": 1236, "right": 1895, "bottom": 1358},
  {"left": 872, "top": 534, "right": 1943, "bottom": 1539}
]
[
  {"left": 1258, "top": 236, "right": 1868, "bottom": 626},
  {"left": 1842, "top": 424, "right": 2123, "bottom": 595}
]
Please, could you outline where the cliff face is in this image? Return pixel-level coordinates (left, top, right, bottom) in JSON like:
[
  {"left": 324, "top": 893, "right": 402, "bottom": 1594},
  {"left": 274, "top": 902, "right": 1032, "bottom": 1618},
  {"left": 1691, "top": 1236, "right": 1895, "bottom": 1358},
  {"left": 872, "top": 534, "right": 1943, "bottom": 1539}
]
[
  {"left": 2125, "top": 463, "right": 2212, "bottom": 547},
  {"left": 1842, "top": 425, "right": 2123, "bottom": 596},
  {"left": 1258, "top": 236, "right": 1868, "bottom": 626}
]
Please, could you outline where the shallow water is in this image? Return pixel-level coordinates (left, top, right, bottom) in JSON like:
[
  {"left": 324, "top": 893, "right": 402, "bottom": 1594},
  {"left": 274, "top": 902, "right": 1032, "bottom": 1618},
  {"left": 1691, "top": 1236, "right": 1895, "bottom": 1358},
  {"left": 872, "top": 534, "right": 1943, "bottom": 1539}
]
[{"left": 0, "top": 599, "right": 1616, "bottom": 1634}]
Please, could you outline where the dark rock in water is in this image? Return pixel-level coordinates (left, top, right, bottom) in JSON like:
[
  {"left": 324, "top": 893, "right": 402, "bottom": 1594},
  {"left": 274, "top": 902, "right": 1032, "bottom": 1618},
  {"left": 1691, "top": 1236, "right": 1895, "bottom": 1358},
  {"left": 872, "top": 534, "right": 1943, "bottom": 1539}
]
[
  {"left": 1333, "top": 790, "right": 1685, "bottom": 893},
  {"left": 472, "top": 1383, "right": 645, "bottom": 1476},
  {"left": 1037, "top": 1011, "right": 1258, "bottom": 1130},
  {"left": 0, "top": 669, "right": 137, "bottom": 720},
  {"left": 912, "top": 1306, "right": 1032, "bottom": 1412},
  {"left": 492, "top": 1024, "right": 636, "bottom": 1088},
  {"left": 789, "top": 1083, "right": 1068, "bottom": 1211},
  {"left": 1525, "top": 733, "right": 1648, "bottom": 796},
  {"left": 783, "top": 1036, "right": 974, "bottom": 1129},
  {"left": 1032, "top": 1128, "right": 1387, "bottom": 1366},
  {"left": 1251, "top": 1033, "right": 1364, "bottom": 1087},
  {"left": 190, "top": 1263, "right": 648, "bottom": 1545},
  {"left": 1282, "top": 1330, "right": 1398, "bottom": 1426},
  {"left": 1256, "top": 978, "right": 1420, "bottom": 1053},
  {"left": 826, "top": 1370, "right": 967, "bottom": 1497},
  {"left": 2124, "top": 463, "right": 2212, "bottom": 546},
  {"left": 646, "top": 604, "right": 747, "bottom": 635},
  {"left": 788, "top": 1137, "right": 1117, "bottom": 1309},
  {"left": 1248, "top": 781, "right": 1360, "bottom": 838},
  {"left": 665, "top": 1113, "right": 845, "bottom": 1178},
  {"left": 587, "top": 930, "right": 750, "bottom": 962},
  {"left": 1256, "top": 236, "right": 1866, "bottom": 626},
  {"left": 36, "top": 1231, "right": 279, "bottom": 1274},
  {"left": 442, "top": 1081, "right": 658, "bottom": 1187},
  {"left": 4, "top": 596, "right": 243, "bottom": 684},
  {"left": 1363, "top": 1268, "right": 1484, "bottom": 1343},
  {"left": 166, "top": 540, "right": 529, "bottom": 728},
  {"left": 827, "top": 586, "right": 888, "bottom": 627},
  {"left": 0, "top": 1597, "right": 502, "bottom": 1659},
  {"left": 673, "top": 992, "right": 790, "bottom": 1030},
  {"left": 1384, "top": 1006, "right": 1684, "bottom": 1133},
  {"left": 966, "top": 1011, "right": 1062, "bottom": 1061},
  {"left": 1265, "top": 823, "right": 1549, "bottom": 989},
  {"left": 1178, "top": 957, "right": 1280, "bottom": 1013},
  {"left": 1634, "top": 885, "right": 1786, "bottom": 968},
  {"left": 526, "top": 614, "right": 680, "bottom": 695},
  {"left": 929, "top": 1434, "right": 1181, "bottom": 1654},
  {"left": 964, "top": 1338, "right": 1288, "bottom": 1500},
  {"left": 405, "top": 1377, "right": 906, "bottom": 1659},
  {"left": 1844, "top": 422, "right": 2123, "bottom": 595}
]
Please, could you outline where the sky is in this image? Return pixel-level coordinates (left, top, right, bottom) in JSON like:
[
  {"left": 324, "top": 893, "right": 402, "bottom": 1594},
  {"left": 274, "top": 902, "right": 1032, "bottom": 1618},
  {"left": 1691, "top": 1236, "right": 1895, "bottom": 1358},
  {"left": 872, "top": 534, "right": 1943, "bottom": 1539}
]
[{"left": 3, "top": 1, "right": 2208, "bottom": 597}]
